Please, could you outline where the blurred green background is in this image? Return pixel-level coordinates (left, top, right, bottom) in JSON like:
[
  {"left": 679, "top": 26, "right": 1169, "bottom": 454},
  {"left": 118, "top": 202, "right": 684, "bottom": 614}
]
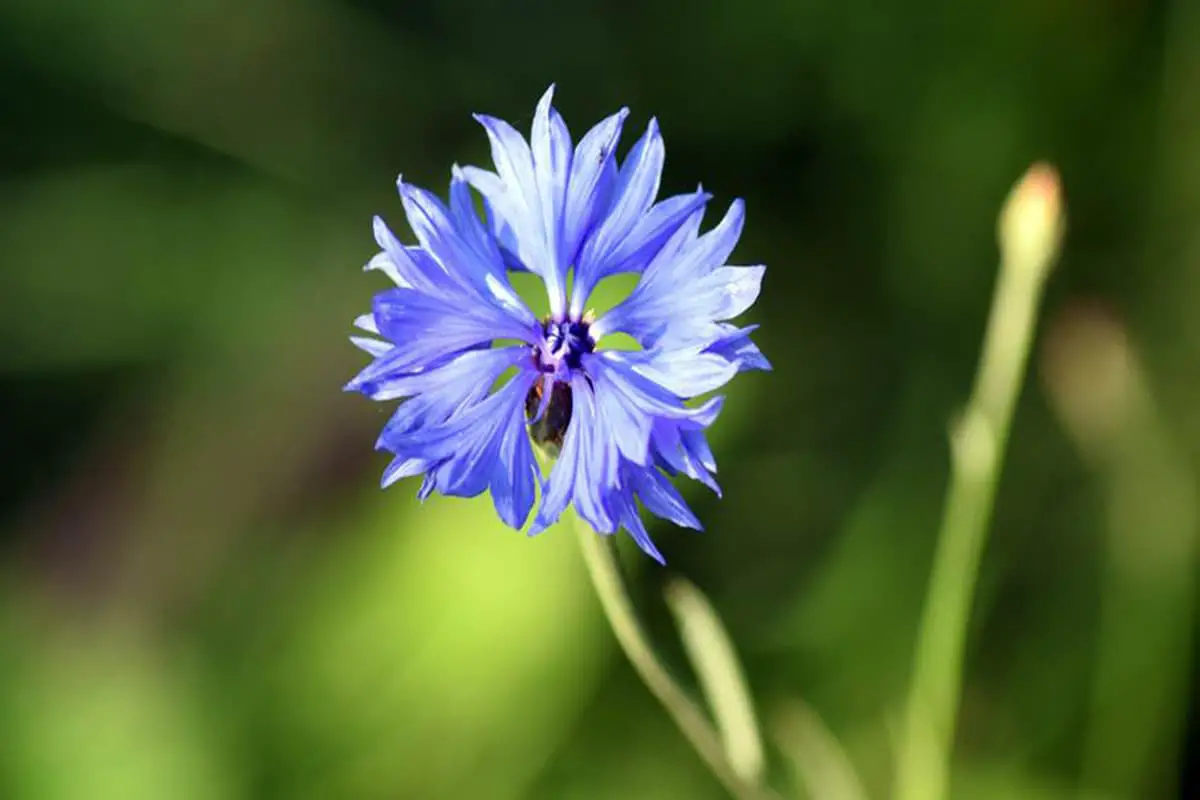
[{"left": 1, "top": 0, "right": 1198, "bottom": 797}]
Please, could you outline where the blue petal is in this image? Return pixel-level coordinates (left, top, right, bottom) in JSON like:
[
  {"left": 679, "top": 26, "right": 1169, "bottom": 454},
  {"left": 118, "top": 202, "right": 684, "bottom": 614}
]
[
  {"left": 349, "top": 345, "right": 525, "bottom": 402},
  {"left": 370, "top": 283, "right": 529, "bottom": 341},
  {"left": 582, "top": 353, "right": 725, "bottom": 424},
  {"left": 449, "top": 166, "right": 506, "bottom": 277},
  {"left": 665, "top": 198, "right": 746, "bottom": 282},
  {"left": 462, "top": 166, "right": 538, "bottom": 272},
  {"left": 570, "top": 189, "right": 711, "bottom": 318},
  {"left": 610, "top": 485, "right": 667, "bottom": 564},
  {"left": 597, "top": 348, "right": 739, "bottom": 398},
  {"left": 572, "top": 118, "right": 665, "bottom": 312},
  {"left": 632, "top": 199, "right": 745, "bottom": 300},
  {"left": 590, "top": 199, "right": 755, "bottom": 342},
  {"left": 372, "top": 216, "right": 447, "bottom": 295},
  {"left": 381, "top": 455, "right": 428, "bottom": 488},
  {"left": 398, "top": 179, "right": 536, "bottom": 326},
  {"left": 587, "top": 119, "right": 666, "bottom": 257},
  {"left": 561, "top": 107, "right": 629, "bottom": 267},
  {"left": 471, "top": 107, "right": 574, "bottom": 316},
  {"left": 604, "top": 189, "right": 712, "bottom": 276},
  {"left": 703, "top": 266, "right": 767, "bottom": 319},
  {"left": 704, "top": 324, "right": 773, "bottom": 372},
  {"left": 575, "top": 383, "right": 619, "bottom": 533},
  {"left": 531, "top": 375, "right": 618, "bottom": 534},
  {"left": 353, "top": 313, "right": 379, "bottom": 334},
  {"left": 593, "top": 264, "right": 764, "bottom": 343},
  {"left": 629, "top": 467, "right": 703, "bottom": 531},
  {"left": 683, "top": 428, "right": 718, "bottom": 473},
  {"left": 531, "top": 85, "right": 572, "bottom": 309},
  {"left": 590, "top": 360, "right": 654, "bottom": 466},
  {"left": 650, "top": 203, "right": 708, "bottom": 268},
  {"left": 418, "top": 474, "right": 437, "bottom": 501},
  {"left": 473, "top": 113, "right": 540, "bottom": 226},
  {"left": 371, "top": 350, "right": 508, "bottom": 499},
  {"left": 490, "top": 385, "right": 540, "bottom": 529},
  {"left": 652, "top": 421, "right": 722, "bottom": 496},
  {"left": 556, "top": 351, "right": 730, "bottom": 546},
  {"left": 350, "top": 336, "right": 391, "bottom": 357},
  {"left": 349, "top": 289, "right": 534, "bottom": 383},
  {"left": 349, "top": 315, "right": 391, "bottom": 357},
  {"left": 484, "top": 197, "right": 530, "bottom": 272},
  {"left": 365, "top": 251, "right": 407, "bottom": 289},
  {"left": 400, "top": 371, "right": 538, "bottom": 510},
  {"left": 531, "top": 347, "right": 730, "bottom": 543},
  {"left": 378, "top": 390, "right": 474, "bottom": 452}
]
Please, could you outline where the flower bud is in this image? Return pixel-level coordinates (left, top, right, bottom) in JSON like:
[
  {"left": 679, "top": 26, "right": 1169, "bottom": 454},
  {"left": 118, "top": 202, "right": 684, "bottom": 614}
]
[{"left": 998, "top": 162, "right": 1065, "bottom": 283}]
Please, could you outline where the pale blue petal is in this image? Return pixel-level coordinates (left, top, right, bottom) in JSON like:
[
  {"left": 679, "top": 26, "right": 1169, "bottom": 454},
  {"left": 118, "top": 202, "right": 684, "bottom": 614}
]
[
  {"left": 652, "top": 421, "right": 721, "bottom": 496},
  {"left": 573, "top": 383, "right": 618, "bottom": 533},
  {"left": 372, "top": 215, "right": 445, "bottom": 294},
  {"left": 586, "top": 359, "right": 654, "bottom": 465},
  {"left": 599, "top": 189, "right": 711, "bottom": 276},
  {"left": 530, "top": 85, "right": 572, "bottom": 311},
  {"left": 571, "top": 118, "right": 664, "bottom": 312},
  {"left": 349, "top": 345, "right": 524, "bottom": 402},
  {"left": 349, "top": 288, "right": 534, "bottom": 382},
  {"left": 449, "top": 166, "right": 506, "bottom": 276},
  {"left": 473, "top": 113, "right": 540, "bottom": 223},
  {"left": 599, "top": 348, "right": 739, "bottom": 398},
  {"left": 350, "top": 336, "right": 391, "bottom": 357},
  {"left": 464, "top": 167, "right": 537, "bottom": 273},
  {"left": 531, "top": 375, "right": 618, "bottom": 534},
  {"left": 620, "top": 198, "right": 746, "bottom": 310},
  {"left": 582, "top": 353, "right": 723, "bottom": 424},
  {"left": 682, "top": 428, "right": 717, "bottom": 472},
  {"left": 610, "top": 486, "right": 666, "bottom": 564},
  {"left": 629, "top": 467, "right": 702, "bottom": 531},
  {"left": 491, "top": 382, "right": 540, "bottom": 529},
  {"left": 593, "top": 264, "right": 765, "bottom": 342},
  {"left": 531, "top": 383, "right": 587, "bottom": 533},
  {"left": 381, "top": 456, "right": 429, "bottom": 488},
  {"left": 401, "top": 372, "right": 536, "bottom": 502},
  {"left": 704, "top": 324, "right": 773, "bottom": 372},
  {"left": 561, "top": 107, "right": 629, "bottom": 266}
]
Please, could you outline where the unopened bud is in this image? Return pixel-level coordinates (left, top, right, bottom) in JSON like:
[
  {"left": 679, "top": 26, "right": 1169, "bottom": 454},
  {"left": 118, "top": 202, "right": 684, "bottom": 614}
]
[{"left": 998, "top": 162, "right": 1065, "bottom": 283}]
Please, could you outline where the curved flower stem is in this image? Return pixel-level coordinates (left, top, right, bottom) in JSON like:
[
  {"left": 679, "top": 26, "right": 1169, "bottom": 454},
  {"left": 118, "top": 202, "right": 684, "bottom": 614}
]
[
  {"left": 892, "top": 165, "right": 1062, "bottom": 800},
  {"left": 573, "top": 519, "right": 782, "bottom": 800}
]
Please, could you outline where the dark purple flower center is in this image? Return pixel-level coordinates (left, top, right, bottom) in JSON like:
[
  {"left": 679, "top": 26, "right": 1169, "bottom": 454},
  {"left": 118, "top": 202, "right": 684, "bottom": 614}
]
[{"left": 533, "top": 317, "right": 594, "bottom": 373}]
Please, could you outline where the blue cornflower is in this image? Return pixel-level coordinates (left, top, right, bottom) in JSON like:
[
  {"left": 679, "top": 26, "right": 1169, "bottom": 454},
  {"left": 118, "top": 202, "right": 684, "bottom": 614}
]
[{"left": 346, "top": 86, "right": 769, "bottom": 563}]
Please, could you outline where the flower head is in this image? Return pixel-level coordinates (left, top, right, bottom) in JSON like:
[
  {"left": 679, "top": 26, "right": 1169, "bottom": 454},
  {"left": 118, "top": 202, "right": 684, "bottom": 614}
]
[{"left": 346, "top": 86, "right": 769, "bottom": 563}]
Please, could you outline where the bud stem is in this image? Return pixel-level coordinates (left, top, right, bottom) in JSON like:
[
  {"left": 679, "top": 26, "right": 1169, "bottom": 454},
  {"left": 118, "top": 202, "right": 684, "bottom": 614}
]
[{"left": 893, "top": 164, "right": 1063, "bottom": 800}]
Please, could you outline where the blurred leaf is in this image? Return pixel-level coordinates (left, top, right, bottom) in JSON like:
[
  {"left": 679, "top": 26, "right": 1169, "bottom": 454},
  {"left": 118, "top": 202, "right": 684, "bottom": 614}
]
[
  {"left": 665, "top": 578, "right": 765, "bottom": 784},
  {"left": 773, "top": 699, "right": 866, "bottom": 800}
]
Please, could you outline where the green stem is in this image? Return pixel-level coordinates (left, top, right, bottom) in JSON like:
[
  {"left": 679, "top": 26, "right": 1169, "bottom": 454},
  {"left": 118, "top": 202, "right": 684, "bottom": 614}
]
[
  {"left": 893, "top": 244, "right": 1052, "bottom": 800},
  {"left": 573, "top": 519, "right": 781, "bottom": 800}
]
